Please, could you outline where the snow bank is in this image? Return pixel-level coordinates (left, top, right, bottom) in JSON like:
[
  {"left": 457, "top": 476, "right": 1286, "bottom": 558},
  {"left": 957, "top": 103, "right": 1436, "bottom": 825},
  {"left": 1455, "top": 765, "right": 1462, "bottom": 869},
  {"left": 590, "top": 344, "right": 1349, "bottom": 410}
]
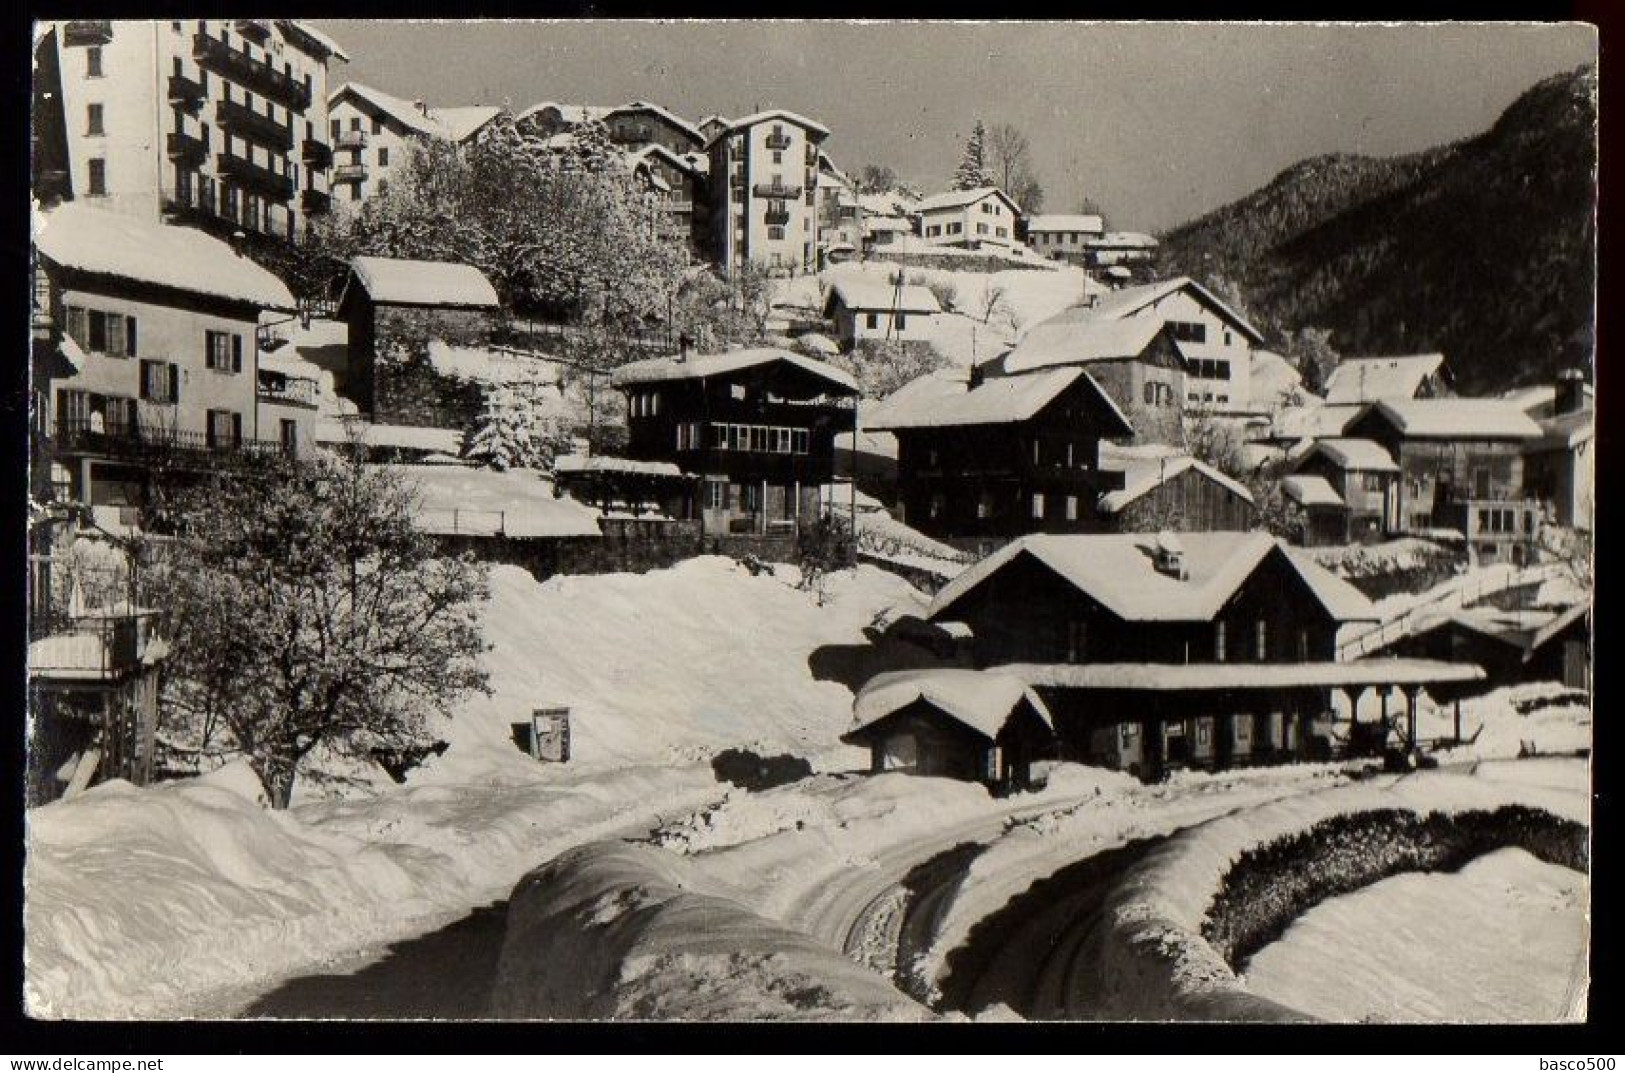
[
  {"left": 446, "top": 559, "right": 927, "bottom": 774},
  {"left": 492, "top": 840, "right": 930, "bottom": 1021},
  {"left": 1077, "top": 771, "right": 1588, "bottom": 1022},
  {"left": 25, "top": 758, "right": 717, "bottom": 1019},
  {"left": 1425, "top": 682, "right": 1592, "bottom": 762}
]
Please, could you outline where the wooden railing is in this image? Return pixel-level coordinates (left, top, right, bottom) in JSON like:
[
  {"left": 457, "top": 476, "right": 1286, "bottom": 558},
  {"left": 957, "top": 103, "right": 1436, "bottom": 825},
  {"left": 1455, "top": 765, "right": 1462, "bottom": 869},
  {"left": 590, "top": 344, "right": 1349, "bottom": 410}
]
[{"left": 1335, "top": 562, "right": 1562, "bottom": 661}]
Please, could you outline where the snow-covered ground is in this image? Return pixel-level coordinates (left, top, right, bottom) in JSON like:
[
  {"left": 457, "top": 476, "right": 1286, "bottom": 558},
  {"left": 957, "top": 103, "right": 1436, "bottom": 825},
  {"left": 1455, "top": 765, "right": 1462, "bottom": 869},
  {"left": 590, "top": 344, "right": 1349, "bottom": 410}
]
[{"left": 1244, "top": 847, "right": 1587, "bottom": 1022}]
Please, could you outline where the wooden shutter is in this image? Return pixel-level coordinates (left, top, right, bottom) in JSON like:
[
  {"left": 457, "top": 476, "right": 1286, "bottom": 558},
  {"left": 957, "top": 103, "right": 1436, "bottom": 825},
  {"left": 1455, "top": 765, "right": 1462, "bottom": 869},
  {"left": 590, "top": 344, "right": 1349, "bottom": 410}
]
[
  {"left": 66, "top": 307, "right": 87, "bottom": 347},
  {"left": 168, "top": 363, "right": 180, "bottom": 403},
  {"left": 125, "top": 316, "right": 138, "bottom": 357},
  {"left": 231, "top": 334, "right": 243, "bottom": 372},
  {"left": 88, "top": 311, "right": 107, "bottom": 353},
  {"left": 232, "top": 412, "right": 243, "bottom": 445}
]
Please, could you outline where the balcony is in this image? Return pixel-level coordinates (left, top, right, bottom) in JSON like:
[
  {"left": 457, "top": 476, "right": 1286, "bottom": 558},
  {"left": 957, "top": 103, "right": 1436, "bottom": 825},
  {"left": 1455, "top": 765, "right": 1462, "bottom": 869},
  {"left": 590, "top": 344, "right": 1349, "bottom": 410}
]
[
  {"left": 165, "top": 131, "right": 207, "bottom": 168},
  {"left": 764, "top": 209, "right": 791, "bottom": 226},
  {"left": 335, "top": 129, "right": 368, "bottom": 150},
  {"left": 300, "top": 188, "right": 331, "bottom": 215},
  {"left": 258, "top": 370, "right": 319, "bottom": 408},
  {"left": 52, "top": 418, "right": 287, "bottom": 461},
  {"left": 167, "top": 73, "right": 207, "bottom": 113},
  {"left": 805, "top": 145, "right": 818, "bottom": 166},
  {"left": 193, "top": 31, "right": 311, "bottom": 111},
  {"left": 332, "top": 162, "right": 367, "bottom": 185},
  {"left": 301, "top": 138, "right": 333, "bottom": 170},
  {"left": 234, "top": 19, "right": 273, "bottom": 42},
  {"left": 62, "top": 20, "right": 113, "bottom": 46},
  {"left": 753, "top": 183, "right": 802, "bottom": 199},
  {"left": 216, "top": 97, "right": 293, "bottom": 152},
  {"left": 765, "top": 133, "right": 792, "bottom": 150},
  {"left": 216, "top": 151, "right": 294, "bottom": 202}
]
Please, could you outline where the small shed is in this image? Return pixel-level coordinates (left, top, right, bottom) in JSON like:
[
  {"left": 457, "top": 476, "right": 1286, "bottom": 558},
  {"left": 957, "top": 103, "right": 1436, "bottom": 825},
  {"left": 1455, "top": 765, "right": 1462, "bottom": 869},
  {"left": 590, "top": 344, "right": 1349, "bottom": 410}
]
[
  {"left": 823, "top": 278, "right": 942, "bottom": 349},
  {"left": 1282, "top": 473, "right": 1350, "bottom": 546},
  {"left": 843, "top": 669, "right": 1055, "bottom": 791}
]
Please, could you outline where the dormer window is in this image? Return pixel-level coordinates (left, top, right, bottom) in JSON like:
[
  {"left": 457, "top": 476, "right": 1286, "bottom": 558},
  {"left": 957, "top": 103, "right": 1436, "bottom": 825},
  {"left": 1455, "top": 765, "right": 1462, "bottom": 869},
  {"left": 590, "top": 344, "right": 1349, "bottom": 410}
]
[{"left": 1153, "top": 531, "right": 1187, "bottom": 580}]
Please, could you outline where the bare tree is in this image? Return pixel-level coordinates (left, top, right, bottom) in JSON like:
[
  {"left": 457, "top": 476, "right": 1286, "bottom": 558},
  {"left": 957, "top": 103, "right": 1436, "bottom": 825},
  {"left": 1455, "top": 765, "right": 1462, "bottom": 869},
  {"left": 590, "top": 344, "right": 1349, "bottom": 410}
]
[{"left": 986, "top": 122, "right": 1045, "bottom": 212}]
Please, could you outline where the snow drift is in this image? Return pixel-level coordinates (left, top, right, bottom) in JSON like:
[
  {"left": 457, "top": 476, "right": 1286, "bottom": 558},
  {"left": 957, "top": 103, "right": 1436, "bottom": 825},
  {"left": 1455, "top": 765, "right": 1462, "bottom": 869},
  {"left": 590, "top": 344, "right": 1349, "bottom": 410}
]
[{"left": 492, "top": 840, "right": 930, "bottom": 1021}]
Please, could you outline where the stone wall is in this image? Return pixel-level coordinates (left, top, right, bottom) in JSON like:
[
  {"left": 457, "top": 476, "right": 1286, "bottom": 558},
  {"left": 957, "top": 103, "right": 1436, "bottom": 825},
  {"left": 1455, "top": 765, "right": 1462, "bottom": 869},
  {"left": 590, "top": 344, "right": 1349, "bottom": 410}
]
[
  {"left": 373, "top": 306, "right": 498, "bottom": 430},
  {"left": 430, "top": 520, "right": 810, "bottom": 581}
]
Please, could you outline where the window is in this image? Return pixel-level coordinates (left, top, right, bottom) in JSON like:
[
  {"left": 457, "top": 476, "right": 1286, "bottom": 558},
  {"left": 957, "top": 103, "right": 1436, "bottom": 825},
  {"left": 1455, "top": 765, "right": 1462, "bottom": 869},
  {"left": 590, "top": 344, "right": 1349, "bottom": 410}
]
[
  {"left": 1065, "top": 495, "right": 1079, "bottom": 521},
  {"left": 350, "top": 117, "right": 361, "bottom": 131},
  {"left": 206, "top": 330, "right": 242, "bottom": 372},
  {"left": 929, "top": 493, "right": 944, "bottom": 520},
  {"left": 371, "top": 117, "right": 383, "bottom": 135},
  {"left": 330, "top": 117, "right": 340, "bottom": 138},
  {"left": 706, "top": 481, "right": 726, "bottom": 510},
  {"left": 139, "top": 360, "right": 179, "bottom": 403},
  {"left": 1031, "top": 492, "right": 1046, "bottom": 519},
  {"left": 1255, "top": 620, "right": 1268, "bottom": 661},
  {"left": 86, "top": 47, "right": 103, "bottom": 77},
  {"left": 87, "top": 158, "right": 106, "bottom": 196},
  {"left": 896, "top": 313, "right": 907, "bottom": 331},
  {"left": 1214, "top": 621, "right": 1228, "bottom": 662},
  {"left": 1168, "top": 321, "right": 1207, "bottom": 344},
  {"left": 68, "top": 308, "right": 136, "bottom": 357},
  {"left": 1067, "top": 620, "right": 1088, "bottom": 662},
  {"left": 377, "top": 146, "right": 390, "bottom": 167},
  {"left": 865, "top": 312, "right": 879, "bottom": 330},
  {"left": 206, "top": 409, "right": 242, "bottom": 449},
  {"left": 279, "top": 419, "right": 299, "bottom": 455},
  {"left": 768, "top": 226, "right": 785, "bottom": 240},
  {"left": 772, "top": 150, "right": 782, "bottom": 164},
  {"left": 976, "top": 222, "right": 989, "bottom": 235},
  {"left": 1143, "top": 382, "right": 1156, "bottom": 405}
]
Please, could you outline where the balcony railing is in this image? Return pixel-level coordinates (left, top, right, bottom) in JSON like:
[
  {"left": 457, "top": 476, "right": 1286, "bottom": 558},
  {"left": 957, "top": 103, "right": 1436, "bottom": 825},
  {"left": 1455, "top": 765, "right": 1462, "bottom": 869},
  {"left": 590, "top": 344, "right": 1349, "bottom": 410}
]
[
  {"left": 234, "top": 19, "right": 273, "bottom": 42},
  {"left": 258, "top": 371, "right": 319, "bottom": 408},
  {"left": 765, "top": 133, "right": 792, "bottom": 150},
  {"left": 216, "top": 97, "right": 293, "bottom": 152},
  {"left": 63, "top": 20, "right": 113, "bottom": 46},
  {"left": 300, "top": 188, "right": 331, "bottom": 215},
  {"left": 335, "top": 129, "right": 368, "bottom": 150},
  {"left": 332, "top": 162, "right": 367, "bottom": 184},
  {"left": 193, "top": 31, "right": 311, "bottom": 111},
  {"left": 764, "top": 209, "right": 791, "bottom": 225},
  {"left": 301, "top": 138, "right": 333, "bottom": 170},
  {"left": 166, "top": 131, "right": 207, "bottom": 168},
  {"left": 216, "top": 151, "right": 294, "bottom": 201},
  {"left": 753, "top": 183, "right": 802, "bottom": 199},
  {"left": 167, "top": 73, "right": 207, "bottom": 112},
  {"left": 29, "top": 614, "right": 148, "bottom": 682},
  {"left": 52, "top": 418, "right": 288, "bottom": 459}
]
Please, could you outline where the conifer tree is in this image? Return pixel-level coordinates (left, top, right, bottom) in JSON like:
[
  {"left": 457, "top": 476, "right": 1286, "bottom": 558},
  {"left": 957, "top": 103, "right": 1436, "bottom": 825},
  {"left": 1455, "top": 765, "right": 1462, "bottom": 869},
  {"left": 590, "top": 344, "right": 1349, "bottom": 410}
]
[{"left": 952, "top": 120, "right": 994, "bottom": 190}]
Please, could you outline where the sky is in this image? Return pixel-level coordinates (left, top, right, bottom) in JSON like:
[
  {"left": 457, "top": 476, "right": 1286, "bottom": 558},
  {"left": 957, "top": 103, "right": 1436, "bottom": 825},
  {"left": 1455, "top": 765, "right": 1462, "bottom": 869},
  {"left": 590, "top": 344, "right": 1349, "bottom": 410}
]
[{"left": 311, "top": 20, "right": 1596, "bottom": 232}]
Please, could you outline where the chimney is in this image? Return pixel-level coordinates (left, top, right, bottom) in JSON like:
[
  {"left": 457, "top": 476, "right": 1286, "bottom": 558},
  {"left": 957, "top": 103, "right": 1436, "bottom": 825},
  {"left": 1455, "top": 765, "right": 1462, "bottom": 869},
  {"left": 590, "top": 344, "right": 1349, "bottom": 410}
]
[
  {"left": 967, "top": 358, "right": 985, "bottom": 390},
  {"left": 414, "top": 99, "right": 428, "bottom": 117},
  {"left": 1555, "top": 367, "right": 1586, "bottom": 416}
]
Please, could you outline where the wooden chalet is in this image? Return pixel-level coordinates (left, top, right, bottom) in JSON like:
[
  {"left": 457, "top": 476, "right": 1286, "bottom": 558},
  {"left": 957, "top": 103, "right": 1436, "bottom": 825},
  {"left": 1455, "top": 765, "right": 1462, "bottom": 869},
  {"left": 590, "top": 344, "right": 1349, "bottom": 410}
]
[
  {"left": 610, "top": 346, "right": 859, "bottom": 535},
  {"left": 865, "top": 365, "right": 1133, "bottom": 551},
  {"left": 1287, "top": 437, "right": 1401, "bottom": 545},
  {"left": 919, "top": 530, "right": 1482, "bottom": 780},
  {"left": 1368, "top": 599, "right": 1591, "bottom": 696}
]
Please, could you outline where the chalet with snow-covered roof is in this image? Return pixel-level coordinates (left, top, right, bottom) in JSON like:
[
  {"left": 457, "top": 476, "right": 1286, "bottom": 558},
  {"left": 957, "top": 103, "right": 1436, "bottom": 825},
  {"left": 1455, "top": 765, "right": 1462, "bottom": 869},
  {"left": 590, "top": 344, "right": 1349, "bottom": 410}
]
[
  {"left": 1287, "top": 437, "right": 1401, "bottom": 545},
  {"left": 865, "top": 366, "right": 1133, "bottom": 551},
  {"left": 1025, "top": 214, "right": 1105, "bottom": 265},
  {"left": 1096, "top": 448, "right": 1256, "bottom": 533},
  {"left": 1085, "top": 231, "right": 1158, "bottom": 269},
  {"left": 1366, "top": 599, "right": 1591, "bottom": 696},
  {"left": 918, "top": 530, "right": 1480, "bottom": 780},
  {"left": 603, "top": 100, "right": 706, "bottom": 156},
  {"left": 1521, "top": 369, "right": 1595, "bottom": 530},
  {"left": 336, "top": 254, "right": 506, "bottom": 431},
  {"left": 33, "top": 202, "right": 304, "bottom": 510},
  {"left": 1322, "top": 353, "right": 1451, "bottom": 405},
  {"left": 1343, "top": 398, "right": 1545, "bottom": 562},
  {"left": 627, "top": 144, "right": 709, "bottom": 249},
  {"left": 913, "top": 187, "right": 1023, "bottom": 252},
  {"left": 611, "top": 346, "right": 859, "bottom": 536},
  {"left": 822, "top": 278, "right": 942, "bottom": 348}
]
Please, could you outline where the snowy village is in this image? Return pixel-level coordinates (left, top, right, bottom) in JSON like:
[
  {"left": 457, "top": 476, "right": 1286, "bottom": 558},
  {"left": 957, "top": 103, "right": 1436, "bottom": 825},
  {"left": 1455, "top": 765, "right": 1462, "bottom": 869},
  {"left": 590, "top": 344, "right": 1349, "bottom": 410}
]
[{"left": 24, "top": 20, "right": 1595, "bottom": 1025}]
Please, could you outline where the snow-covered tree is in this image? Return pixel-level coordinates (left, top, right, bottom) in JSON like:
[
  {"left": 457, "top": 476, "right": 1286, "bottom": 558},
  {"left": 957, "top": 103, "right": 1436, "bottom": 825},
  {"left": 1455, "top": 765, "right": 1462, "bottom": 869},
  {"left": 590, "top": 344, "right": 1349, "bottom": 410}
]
[
  {"left": 150, "top": 448, "right": 489, "bottom": 808},
  {"left": 952, "top": 120, "right": 995, "bottom": 190},
  {"left": 462, "top": 383, "right": 573, "bottom": 471}
]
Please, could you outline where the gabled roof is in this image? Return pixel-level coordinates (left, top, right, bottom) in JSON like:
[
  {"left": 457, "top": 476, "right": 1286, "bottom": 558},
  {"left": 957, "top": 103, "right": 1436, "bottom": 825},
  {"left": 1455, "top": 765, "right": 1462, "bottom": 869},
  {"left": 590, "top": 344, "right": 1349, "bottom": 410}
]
[
  {"left": 36, "top": 203, "right": 296, "bottom": 311},
  {"left": 864, "top": 367, "right": 1131, "bottom": 435},
  {"left": 1050, "top": 276, "right": 1265, "bottom": 345},
  {"left": 516, "top": 101, "right": 615, "bottom": 126},
  {"left": 433, "top": 104, "right": 502, "bottom": 143},
  {"left": 1026, "top": 214, "right": 1105, "bottom": 234},
  {"left": 605, "top": 100, "right": 705, "bottom": 145},
  {"left": 720, "top": 109, "right": 831, "bottom": 138},
  {"left": 913, "top": 186, "right": 1022, "bottom": 216},
  {"left": 1002, "top": 316, "right": 1168, "bottom": 375},
  {"left": 1304, "top": 437, "right": 1398, "bottom": 472},
  {"left": 1528, "top": 409, "right": 1596, "bottom": 451},
  {"left": 1282, "top": 473, "right": 1346, "bottom": 508},
  {"left": 280, "top": 20, "right": 350, "bottom": 62},
  {"left": 345, "top": 255, "right": 501, "bottom": 309},
  {"left": 1087, "top": 232, "right": 1158, "bottom": 249},
  {"left": 1098, "top": 455, "right": 1256, "bottom": 513},
  {"left": 329, "top": 81, "right": 443, "bottom": 138},
  {"left": 610, "top": 347, "right": 858, "bottom": 394},
  {"left": 1323, "top": 353, "right": 1446, "bottom": 404},
  {"left": 847, "top": 669, "right": 1053, "bottom": 743},
  {"left": 1362, "top": 399, "right": 1543, "bottom": 440},
  {"left": 823, "top": 278, "right": 941, "bottom": 316},
  {"left": 928, "top": 531, "right": 1375, "bottom": 624},
  {"left": 1525, "top": 600, "right": 1591, "bottom": 659},
  {"left": 1270, "top": 403, "right": 1366, "bottom": 441}
]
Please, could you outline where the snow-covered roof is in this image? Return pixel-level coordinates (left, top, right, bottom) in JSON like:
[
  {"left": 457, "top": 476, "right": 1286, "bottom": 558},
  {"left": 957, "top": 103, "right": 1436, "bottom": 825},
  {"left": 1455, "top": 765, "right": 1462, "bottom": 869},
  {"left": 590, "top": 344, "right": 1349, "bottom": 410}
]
[
  {"left": 1061, "top": 276, "right": 1265, "bottom": 344},
  {"left": 1528, "top": 410, "right": 1596, "bottom": 451},
  {"left": 627, "top": 143, "right": 705, "bottom": 177},
  {"left": 426, "top": 341, "right": 560, "bottom": 386},
  {"left": 1002, "top": 316, "right": 1166, "bottom": 374},
  {"left": 847, "top": 668, "right": 1053, "bottom": 742},
  {"left": 346, "top": 255, "right": 501, "bottom": 309},
  {"left": 433, "top": 104, "right": 502, "bottom": 143},
  {"left": 280, "top": 20, "right": 350, "bottom": 62},
  {"left": 611, "top": 347, "right": 858, "bottom": 394},
  {"left": 795, "top": 331, "right": 841, "bottom": 356},
  {"left": 316, "top": 419, "right": 463, "bottom": 454},
  {"left": 1087, "top": 232, "right": 1159, "bottom": 249},
  {"left": 865, "top": 367, "right": 1130, "bottom": 434},
  {"left": 1270, "top": 403, "right": 1366, "bottom": 441},
  {"left": 1323, "top": 353, "right": 1446, "bottom": 404},
  {"left": 719, "top": 109, "right": 830, "bottom": 138},
  {"left": 858, "top": 191, "right": 917, "bottom": 217},
  {"left": 383, "top": 465, "right": 603, "bottom": 539},
  {"left": 1502, "top": 382, "right": 1595, "bottom": 418},
  {"left": 36, "top": 203, "right": 296, "bottom": 311},
  {"left": 517, "top": 101, "right": 614, "bottom": 125},
  {"left": 1250, "top": 349, "right": 1308, "bottom": 404},
  {"left": 913, "top": 186, "right": 1021, "bottom": 216},
  {"left": 330, "top": 81, "right": 442, "bottom": 137},
  {"left": 863, "top": 216, "right": 915, "bottom": 234},
  {"left": 606, "top": 100, "right": 705, "bottom": 145},
  {"left": 553, "top": 454, "right": 687, "bottom": 478},
  {"left": 1097, "top": 455, "right": 1256, "bottom": 513},
  {"left": 823, "top": 279, "right": 941, "bottom": 315},
  {"left": 1282, "top": 473, "right": 1345, "bottom": 509},
  {"left": 1525, "top": 599, "right": 1591, "bottom": 658},
  {"left": 929, "top": 531, "right": 1376, "bottom": 624},
  {"left": 1025, "top": 214, "right": 1105, "bottom": 234},
  {"left": 1305, "top": 437, "right": 1398, "bottom": 472},
  {"left": 1001, "top": 658, "right": 1483, "bottom": 692},
  {"left": 1365, "top": 399, "right": 1543, "bottom": 440}
]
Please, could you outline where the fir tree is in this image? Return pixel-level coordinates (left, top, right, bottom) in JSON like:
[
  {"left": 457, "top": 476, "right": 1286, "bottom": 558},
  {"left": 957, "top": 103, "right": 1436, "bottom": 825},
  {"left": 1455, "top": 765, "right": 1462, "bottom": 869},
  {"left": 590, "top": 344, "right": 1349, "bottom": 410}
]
[{"left": 952, "top": 120, "right": 994, "bottom": 190}]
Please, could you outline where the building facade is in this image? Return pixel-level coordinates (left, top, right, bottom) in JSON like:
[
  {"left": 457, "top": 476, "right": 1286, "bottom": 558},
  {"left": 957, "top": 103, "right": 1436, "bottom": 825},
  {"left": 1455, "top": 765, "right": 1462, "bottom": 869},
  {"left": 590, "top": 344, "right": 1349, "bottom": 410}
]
[
  {"left": 1025, "top": 213, "right": 1105, "bottom": 265},
  {"left": 708, "top": 110, "right": 830, "bottom": 276},
  {"left": 914, "top": 187, "right": 1022, "bottom": 251},
  {"left": 35, "top": 19, "right": 347, "bottom": 241}
]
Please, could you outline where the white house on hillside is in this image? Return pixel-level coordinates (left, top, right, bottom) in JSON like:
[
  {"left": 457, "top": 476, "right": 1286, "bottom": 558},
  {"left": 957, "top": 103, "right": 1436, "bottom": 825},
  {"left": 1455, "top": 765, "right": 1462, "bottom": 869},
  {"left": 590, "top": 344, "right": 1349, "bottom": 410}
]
[
  {"left": 1026, "top": 214, "right": 1105, "bottom": 265},
  {"left": 1323, "top": 353, "right": 1451, "bottom": 404},
  {"left": 914, "top": 187, "right": 1022, "bottom": 252},
  {"left": 823, "top": 278, "right": 941, "bottom": 348}
]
